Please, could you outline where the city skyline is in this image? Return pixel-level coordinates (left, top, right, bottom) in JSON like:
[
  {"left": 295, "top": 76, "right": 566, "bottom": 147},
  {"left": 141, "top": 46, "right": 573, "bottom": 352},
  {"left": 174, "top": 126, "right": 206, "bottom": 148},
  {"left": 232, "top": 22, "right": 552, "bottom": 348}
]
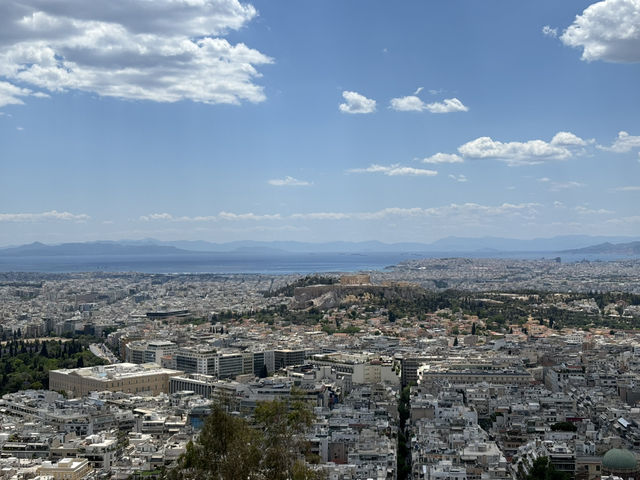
[{"left": 1, "top": 0, "right": 639, "bottom": 245}]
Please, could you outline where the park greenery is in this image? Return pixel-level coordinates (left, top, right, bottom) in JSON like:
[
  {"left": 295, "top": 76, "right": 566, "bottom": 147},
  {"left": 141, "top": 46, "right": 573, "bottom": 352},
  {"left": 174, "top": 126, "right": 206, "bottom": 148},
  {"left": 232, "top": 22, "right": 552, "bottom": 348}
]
[
  {"left": 0, "top": 338, "right": 106, "bottom": 396},
  {"left": 263, "top": 275, "right": 338, "bottom": 298},
  {"left": 217, "top": 284, "right": 640, "bottom": 334}
]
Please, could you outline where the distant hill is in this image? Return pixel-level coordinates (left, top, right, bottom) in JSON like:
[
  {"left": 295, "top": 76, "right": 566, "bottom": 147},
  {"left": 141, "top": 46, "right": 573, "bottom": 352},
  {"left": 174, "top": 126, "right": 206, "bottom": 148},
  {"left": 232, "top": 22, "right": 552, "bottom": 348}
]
[
  {"left": 562, "top": 241, "right": 640, "bottom": 255},
  {"left": 135, "top": 235, "right": 640, "bottom": 253},
  {"left": 2, "top": 235, "right": 640, "bottom": 256},
  {"left": 426, "top": 235, "right": 639, "bottom": 252},
  {"left": 0, "top": 241, "right": 194, "bottom": 257}
]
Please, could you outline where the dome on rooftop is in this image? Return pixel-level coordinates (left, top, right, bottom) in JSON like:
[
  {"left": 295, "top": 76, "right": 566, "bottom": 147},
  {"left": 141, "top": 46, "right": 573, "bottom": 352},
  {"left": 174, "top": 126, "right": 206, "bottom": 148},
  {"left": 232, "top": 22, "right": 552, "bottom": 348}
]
[{"left": 603, "top": 449, "right": 638, "bottom": 472}]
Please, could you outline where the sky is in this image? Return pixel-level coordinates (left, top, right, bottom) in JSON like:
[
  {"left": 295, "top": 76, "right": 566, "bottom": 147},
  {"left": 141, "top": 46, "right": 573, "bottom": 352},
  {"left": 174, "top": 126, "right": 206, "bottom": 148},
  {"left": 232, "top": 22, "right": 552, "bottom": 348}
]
[{"left": 0, "top": 0, "right": 639, "bottom": 246}]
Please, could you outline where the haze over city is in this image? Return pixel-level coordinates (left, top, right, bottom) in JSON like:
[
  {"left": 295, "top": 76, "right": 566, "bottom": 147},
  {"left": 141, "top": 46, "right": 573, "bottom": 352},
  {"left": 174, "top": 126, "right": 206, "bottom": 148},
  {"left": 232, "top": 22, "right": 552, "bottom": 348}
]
[{"left": 1, "top": 0, "right": 639, "bottom": 246}]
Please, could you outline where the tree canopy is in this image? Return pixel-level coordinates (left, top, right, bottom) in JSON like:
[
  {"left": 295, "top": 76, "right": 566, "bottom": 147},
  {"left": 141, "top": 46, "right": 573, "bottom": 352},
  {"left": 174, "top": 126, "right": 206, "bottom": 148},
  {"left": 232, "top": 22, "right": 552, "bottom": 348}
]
[{"left": 167, "top": 397, "right": 324, "bottom": 480}]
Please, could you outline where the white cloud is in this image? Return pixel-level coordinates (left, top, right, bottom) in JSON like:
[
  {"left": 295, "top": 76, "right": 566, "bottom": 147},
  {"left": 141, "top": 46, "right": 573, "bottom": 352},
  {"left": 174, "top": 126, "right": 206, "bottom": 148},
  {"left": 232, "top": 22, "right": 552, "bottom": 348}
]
[
  {"left": 575, "top": 206, "right": 614, "bottom": 215},
  {"left": 457, "top": 132, "right": 586, "bottom": 166},
  {"left": 290, "top": 212, "right": 352, "bottom": 221},
  {"left": 613, "top": 185, "right": 640, "bottom": 191},
  {"left": 551, "top": 131, "right": 587, "bottom": 146},
  {"left": 561, "top": 0, "right": 640, "bottom": 63},
  {"left": 348, "top": 164, "right": 438, "bottom": 176},
  {"left": 140, "top": 211, "right": 281, "bottom": 222},
  {"left": 290, "top": 204, "right": 539, "bottom": 221},
  {"left": 414, "top": 87, "right": 424, "bottom": 95},
  {"left": 425, "top": 98, "right": 469, "bottom": 113},
  {"left": 0, "top": 0, "right": 272, "bottom": 105},
  {"left": 339, "top": 91, "right": 376, "bottom": 114},
  {"left": 0, "top": 80, "right": 47, "bottom": 107},
  {"left": 538, "top": 177, "right": 585, "bottom": 190},
  {"left": 606, "top": 215, "right": 640, "bottom": 225},
  {"left": 218, "top": 211, "right": 282, "bottom": 221},
  {"left": 0, "top": 210, "right": 90, "bottom": 222},
  {"left": 549, "top": 181, "right": 585, "bottom": 191},
  {"left": 139, "top": 213, "right": 175, "bottom": 221},
  {"left": 389, "top": 95, "right": 424, "bottom": 112},
  {"left": 422, "top": 153, "right": 464, "bottom": 164},
  {"left": 542, "top": 25, "right": 558, "bottom": 38},
  {"left": 268, "top": 176, "right": 311, "bottom": 187},
  {"left": 140, "top": 203, "right": 540, "bottom": 224},
  {"left": 390, "top": 95, "right": 468, "bottom": 113},
  {"left": 448, "top": 174, "right": 468, "bottom": 183},
  {"left": 598, "top": 131, "right": 640, "bottom": 152}
]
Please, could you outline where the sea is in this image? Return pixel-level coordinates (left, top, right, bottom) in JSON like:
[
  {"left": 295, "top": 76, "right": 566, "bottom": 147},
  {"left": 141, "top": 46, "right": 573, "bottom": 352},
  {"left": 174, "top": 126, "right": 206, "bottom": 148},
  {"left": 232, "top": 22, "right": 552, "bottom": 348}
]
[{"left": 0, "top": 251, "right": 636, "bottom": 274}]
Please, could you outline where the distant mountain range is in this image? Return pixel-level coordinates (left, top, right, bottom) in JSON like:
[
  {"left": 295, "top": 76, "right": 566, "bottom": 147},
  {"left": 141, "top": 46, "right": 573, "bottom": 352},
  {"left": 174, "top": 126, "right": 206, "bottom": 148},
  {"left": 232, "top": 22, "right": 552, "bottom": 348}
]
[
  {"left": 1, "top": 235, "right": 639, "bottom": 257},
  {"left": 562, "top": 241, "right": 640, "bottom": 255},
  {"left": 0, "top": 241, "right": 193, "bottom": 257}
]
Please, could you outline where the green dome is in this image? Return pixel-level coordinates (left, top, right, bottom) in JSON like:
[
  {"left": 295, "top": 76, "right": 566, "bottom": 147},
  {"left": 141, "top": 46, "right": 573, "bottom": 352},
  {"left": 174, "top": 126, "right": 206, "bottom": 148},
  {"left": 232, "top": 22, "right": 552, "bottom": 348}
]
[{"left": 603, "top": 449, "right": 638, "bottom": 471}]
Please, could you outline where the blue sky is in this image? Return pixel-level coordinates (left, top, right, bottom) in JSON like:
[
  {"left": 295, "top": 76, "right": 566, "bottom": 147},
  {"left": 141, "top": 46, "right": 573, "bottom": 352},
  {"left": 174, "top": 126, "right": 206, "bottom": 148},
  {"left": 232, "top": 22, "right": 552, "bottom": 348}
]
[{"left": 1, "top": 0, "right": 639, "bottom": 245}]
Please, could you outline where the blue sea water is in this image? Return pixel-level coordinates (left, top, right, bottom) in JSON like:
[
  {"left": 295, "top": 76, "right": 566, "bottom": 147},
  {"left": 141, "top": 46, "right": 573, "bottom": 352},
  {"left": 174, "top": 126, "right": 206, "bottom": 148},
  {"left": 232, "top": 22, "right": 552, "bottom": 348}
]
[{"left": 0, "top": 251, "right": 636, "bottom": 274}]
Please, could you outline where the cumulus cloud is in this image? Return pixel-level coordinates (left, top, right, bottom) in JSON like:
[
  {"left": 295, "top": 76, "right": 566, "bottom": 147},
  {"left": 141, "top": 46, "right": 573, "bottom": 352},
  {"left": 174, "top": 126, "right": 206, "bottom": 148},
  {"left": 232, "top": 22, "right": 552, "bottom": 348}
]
[
  {"left": 551, "top": 131, "right": 588, "bottom": 146},
  {"left": 389, "top": 95, "right": 424, "bottom": 112},
  {"left": 598, "top": 131, "right": 640, "bottom": 152},
  {"left": 339, "top": 91, "right": 376, "bottom": 114},
  {"left": 560, "top": 0, "right": 640, "bottom": 63},
  {"left": 542, "top": 25, "right": 558, "bottom": 38},
  {"left": 422, "top": 153, "right": 464, "bottom": 164},
  {"left": 0, "top": 0, "right": 272, "bottom": 105},
  {"left": 457, "top": 131, "right": 587, "bottom": 166},
  {"left": 348, "top": 164, "right": 438, "bottom": 176},
  {"left": 426, "top": 98, "right": 469, "bottom": 113},
  {"left": 0, "top": 210, "right": 89, "bottom": 222},
  {"left": 390, "top": 95, "right": 468, "bottom": 113},
  {"left": 268, "top": 176, "right": 311, "bottom": 187},
  {"left": 0, "top": 80, "right": 48, "bottom": 107}
]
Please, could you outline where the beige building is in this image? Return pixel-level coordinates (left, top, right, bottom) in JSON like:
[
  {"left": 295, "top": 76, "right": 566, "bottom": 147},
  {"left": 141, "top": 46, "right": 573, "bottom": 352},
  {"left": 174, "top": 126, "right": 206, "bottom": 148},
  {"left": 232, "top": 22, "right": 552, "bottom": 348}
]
[
  {"left": 49, "top": 363, "right": 184, "bottom": 398},
  {"left": 38, "top": 457, "right": 92, "bottom": 480}
]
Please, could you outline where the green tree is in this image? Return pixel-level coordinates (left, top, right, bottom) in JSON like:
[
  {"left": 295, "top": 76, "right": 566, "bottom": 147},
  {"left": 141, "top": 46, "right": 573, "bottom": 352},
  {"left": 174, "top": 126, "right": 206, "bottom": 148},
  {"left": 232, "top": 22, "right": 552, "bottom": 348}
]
[
  {"left": 526, "top": 457, "right": 570, "bottom": 480},
  {"left": 167, "top": 398, "right": 323, "bottom": 480},
  {"left": 254, "top": 395, "right": 319, "bottom": 480},
  {"left": 550, "top": 421, "right": 577, "bottom": 432},
  {"left": 168, "top": 404, "right": 262, "bottom": 480}
]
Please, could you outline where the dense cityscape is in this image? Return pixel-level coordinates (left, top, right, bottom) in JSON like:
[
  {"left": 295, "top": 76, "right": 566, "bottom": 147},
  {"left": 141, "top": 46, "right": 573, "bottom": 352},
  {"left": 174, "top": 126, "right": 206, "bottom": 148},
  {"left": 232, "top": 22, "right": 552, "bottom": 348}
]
[
  {"left": 0, "top": 260, "right": 639, "bottom": 479},
  {"left": 2, "top": 0, "right": 639, "bottom": 478}
]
